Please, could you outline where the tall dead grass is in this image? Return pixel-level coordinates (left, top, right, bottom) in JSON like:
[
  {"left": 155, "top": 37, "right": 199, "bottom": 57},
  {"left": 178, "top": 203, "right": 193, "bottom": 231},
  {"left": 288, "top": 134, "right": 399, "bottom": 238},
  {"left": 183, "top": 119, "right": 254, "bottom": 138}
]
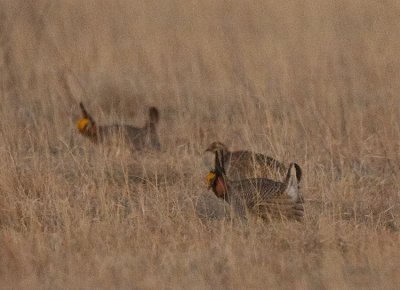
[{"left": 0, "top": 0, "right": 399, "bottom": 289}]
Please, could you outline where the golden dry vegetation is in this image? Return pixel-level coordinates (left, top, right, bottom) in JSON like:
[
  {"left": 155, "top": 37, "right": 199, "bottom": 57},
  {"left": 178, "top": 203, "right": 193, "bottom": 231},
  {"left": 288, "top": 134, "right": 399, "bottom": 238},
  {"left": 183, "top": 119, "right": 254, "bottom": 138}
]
[{"left": 0, "top": 0, "right": 399, "bottom": 289}]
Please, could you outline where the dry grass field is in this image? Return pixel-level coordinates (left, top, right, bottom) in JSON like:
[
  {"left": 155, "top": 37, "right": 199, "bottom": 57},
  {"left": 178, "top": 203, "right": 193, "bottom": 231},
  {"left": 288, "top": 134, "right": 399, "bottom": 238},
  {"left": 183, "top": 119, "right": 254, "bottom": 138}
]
[{"left": 0, "top": 0, "right": 399, "bottom": 289}]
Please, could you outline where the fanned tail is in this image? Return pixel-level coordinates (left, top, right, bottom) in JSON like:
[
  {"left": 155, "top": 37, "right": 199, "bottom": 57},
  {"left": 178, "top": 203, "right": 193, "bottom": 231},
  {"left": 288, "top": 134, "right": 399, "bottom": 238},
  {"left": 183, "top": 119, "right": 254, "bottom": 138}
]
[{"left": 148, "top": 107, "right": 159, "bottom": 124}]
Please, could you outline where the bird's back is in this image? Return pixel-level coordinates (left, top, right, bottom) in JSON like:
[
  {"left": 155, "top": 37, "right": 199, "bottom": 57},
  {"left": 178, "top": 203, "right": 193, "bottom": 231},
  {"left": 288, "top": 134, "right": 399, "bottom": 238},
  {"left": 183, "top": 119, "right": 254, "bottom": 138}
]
[
  {"left": 98, "top": 124, "right": 160, "bottom": 151},
  {"left": 225, "top": 151, "right": 286, "bottom": 181}
]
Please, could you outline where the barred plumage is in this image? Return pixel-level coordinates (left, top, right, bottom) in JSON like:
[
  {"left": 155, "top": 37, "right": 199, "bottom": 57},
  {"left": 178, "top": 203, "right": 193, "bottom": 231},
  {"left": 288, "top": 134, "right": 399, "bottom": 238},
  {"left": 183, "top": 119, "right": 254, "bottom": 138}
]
[
  {"left": 206, "top": 150, "right": 304, "bottom": 221},
  {"left": 205, "top": 141, "right": 287, "bottom": 181}
]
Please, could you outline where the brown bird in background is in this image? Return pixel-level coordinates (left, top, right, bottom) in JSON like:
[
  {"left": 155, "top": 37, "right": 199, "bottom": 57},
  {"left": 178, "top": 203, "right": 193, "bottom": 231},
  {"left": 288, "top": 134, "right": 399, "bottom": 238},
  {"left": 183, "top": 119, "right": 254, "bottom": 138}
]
[{"left": 77, "top": 102, "right": 161, "bottom": 151}]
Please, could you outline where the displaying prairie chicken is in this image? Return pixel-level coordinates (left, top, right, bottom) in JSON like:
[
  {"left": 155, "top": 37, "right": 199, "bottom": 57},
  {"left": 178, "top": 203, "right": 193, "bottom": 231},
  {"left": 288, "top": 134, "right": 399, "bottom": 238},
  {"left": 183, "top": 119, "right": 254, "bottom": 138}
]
[
  {"left": 77, "top": 102, "right": 161, "bottom": 151},
  {"left": 206, "top": 150, "right": 304, "bottom": 221},
  {"left": 205, "top": 141, "right": 286, "bottom": 181}
]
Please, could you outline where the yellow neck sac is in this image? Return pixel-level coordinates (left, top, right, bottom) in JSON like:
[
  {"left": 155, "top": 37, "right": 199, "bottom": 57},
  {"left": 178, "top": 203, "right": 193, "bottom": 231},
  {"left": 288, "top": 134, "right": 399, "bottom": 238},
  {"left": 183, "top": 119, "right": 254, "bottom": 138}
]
[
  {"left": 206, "top": 171, "right": 217, "bottom": 189},
  {"left": 77, "top": 118, "right": 89, "bottom": 132}
]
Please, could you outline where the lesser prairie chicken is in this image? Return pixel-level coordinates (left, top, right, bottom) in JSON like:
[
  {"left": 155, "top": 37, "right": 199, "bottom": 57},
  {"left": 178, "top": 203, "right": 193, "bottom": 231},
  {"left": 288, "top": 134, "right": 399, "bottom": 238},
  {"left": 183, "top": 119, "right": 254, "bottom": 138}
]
[
  {"left": 206, "top": 150, "right": 304, "bottom": 221},
  {"left": 77, "top": 102, "right": 161, "bottom": 151}
]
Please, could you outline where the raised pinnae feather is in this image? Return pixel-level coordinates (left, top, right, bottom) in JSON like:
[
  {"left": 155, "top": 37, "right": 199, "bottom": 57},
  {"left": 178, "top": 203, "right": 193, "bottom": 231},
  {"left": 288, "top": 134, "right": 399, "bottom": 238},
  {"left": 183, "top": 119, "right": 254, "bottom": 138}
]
[
  {"left": 204, "top": 141, "right": 228, "bottom": 153},
  {"left": 79, "top": 102, "right": 96, "bottom": 126},
  {"left": 79, "top": 102, "right": 88, "bottom": 118}
]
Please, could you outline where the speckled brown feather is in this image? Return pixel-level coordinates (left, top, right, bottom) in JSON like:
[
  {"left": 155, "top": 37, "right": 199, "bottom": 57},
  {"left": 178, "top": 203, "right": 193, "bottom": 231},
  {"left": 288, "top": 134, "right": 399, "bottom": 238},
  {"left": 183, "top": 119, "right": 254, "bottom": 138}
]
[{"left": 205, "top": 141, "right": 287, "bottom": 181}]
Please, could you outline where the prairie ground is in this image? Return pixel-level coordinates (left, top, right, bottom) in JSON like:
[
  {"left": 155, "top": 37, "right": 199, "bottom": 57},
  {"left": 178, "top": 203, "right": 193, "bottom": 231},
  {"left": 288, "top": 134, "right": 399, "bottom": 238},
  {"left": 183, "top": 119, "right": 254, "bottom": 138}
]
[{"left": 0, "top": 0, "right": 399, "bottom": 289}]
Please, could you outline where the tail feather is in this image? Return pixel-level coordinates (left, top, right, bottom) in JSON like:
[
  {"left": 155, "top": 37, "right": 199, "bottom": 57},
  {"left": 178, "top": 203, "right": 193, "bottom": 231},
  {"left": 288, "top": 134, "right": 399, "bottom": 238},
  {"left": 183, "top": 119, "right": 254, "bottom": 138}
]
[
  {"left": 284, "top": 163, "right": 303, "bottom": 202},
  {"left": 149, "top": 107, "right": 159, "bottom": 124},
  {"left": 285, "top": 163, "right": 302, "bottom": 183}
]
